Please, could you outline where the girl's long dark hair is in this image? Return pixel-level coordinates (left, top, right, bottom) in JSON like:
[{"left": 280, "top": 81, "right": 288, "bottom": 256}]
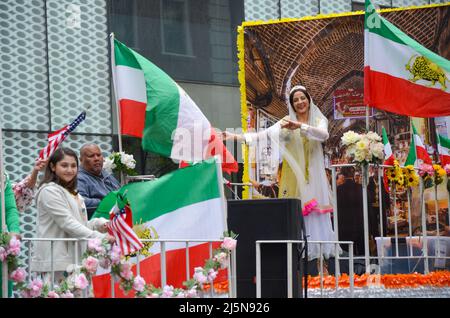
[{"left": 39, "top": 147, "right": 79, "bottom": 194}]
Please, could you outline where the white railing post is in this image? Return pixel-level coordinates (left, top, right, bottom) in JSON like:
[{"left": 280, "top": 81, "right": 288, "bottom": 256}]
[
  {"left": 160, "top": 242, "right": 166, "bottom": 287},
  {"left": 256, "top": 241, "right": 261, "bottom": 298},
  {"left": 287, "top": 242, "right": 293, "bottom": 298}
]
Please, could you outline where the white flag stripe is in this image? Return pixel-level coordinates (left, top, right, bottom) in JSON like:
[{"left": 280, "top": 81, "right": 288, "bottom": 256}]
[
  {"left": 414, "top": 134, "right": 425, "bottom": 148},
  {"left": 365, "top": 31, "right": 450, "bottom": 86},
  {"left": 384, "top": 143, "right": 392, "bottom": 159},
  {"left": 116, "top": 65, "right": 147, "bottom": 103},
  {"left": 438, "top": 144, "right": 450, "bottom": 156},
  {"left": 146, "top": 198, "right": 224, "bottom": 253},
  {"left": 170, "top": 85, "right": 211, "bottom": 161}
]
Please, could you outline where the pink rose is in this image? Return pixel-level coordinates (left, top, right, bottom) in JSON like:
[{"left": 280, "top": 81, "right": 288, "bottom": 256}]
[
  {"left": 221, "top": 237, "right": 237, "bottom": 251},
  {"left": 161, "top": 285, "right": 174, "bottom": 298},
  {"left": 207, "top": 269, "right": 218, "bottom": 281},
  {"left": 214, "top": 252, "right": 228, "bottom": 269},
  {"left": 98, "top": 257, "right": 111, "bottom": 269},
  {"left": 8, "top": 236, "right": 21, "bottom": 256},
  {"left": 0, "top": 247, "right": 7, "bottom": 262},
  {"left": 120, "top": 262, "right": 133, "bottom": 280},
  {"left": 186, "top": 288, "right": 198, "bottom": 298},
  {"left": 74, "top": 273, "right": 89, "bottom": 290},
  {"left": 133, "top": 276, "right": 146, "bottom": 292},
  {"left": 10, "top": 268, "right": 27, "bottom": 283},
  {"left": 193, "top": 268, "right": 207, "bottom": 285},
  {"left": 60, "top": 291, "right": 74, "bottom": 298},
  {"left": 87, "top": 238, "right": 102, "bottom": 252},
  {"left": 28, "top": 278, "right": 43, "bottom": 297},
  {"left": 47, "top": 291, "right": 60, "bottom": 298},
  {"left": 444, "top": 164, "right": 450, "bottom": 175},
  {"left": 110, "top": 244, "right": 122, "bottom": 264},
  {"left": 82, "top": 256, "right": 99, "bottom": 274}
]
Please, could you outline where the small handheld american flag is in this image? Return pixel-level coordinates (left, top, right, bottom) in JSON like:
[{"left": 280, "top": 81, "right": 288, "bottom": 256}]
[
  {"left": 38, "top": 111, "right": 86, "bottom": 160},
  {"left": 107, "top": 192, "right": 143, "bottom": 256}
]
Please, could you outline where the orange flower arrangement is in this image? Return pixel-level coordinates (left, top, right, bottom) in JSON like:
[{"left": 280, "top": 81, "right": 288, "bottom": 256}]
[
  {"left": 203, "top": 280, "right": 229, "bottom": 293},
  {"left": 307, "top": 271, "right": 450, "bottom": 289}
]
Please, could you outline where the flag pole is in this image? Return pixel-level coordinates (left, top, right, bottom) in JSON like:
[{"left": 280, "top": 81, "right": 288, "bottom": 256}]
[
  {"left": 110, "top": 33, "right": 124, "bottom": 185},
  {"left": 0, "top": 127, "right": 8, "bottom": 298}
]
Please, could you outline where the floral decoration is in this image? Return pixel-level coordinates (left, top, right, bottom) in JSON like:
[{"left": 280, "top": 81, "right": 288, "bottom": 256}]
[
  {"left": 341, "top": 131, "right": 384, "bottom": 166},
  {"left": 103, "top": 151, "right": 137, "bottom": 176},
  {"left": 418, "top": 163, "right": 435, "bottom": 189},
  {"left": 2, "top": 231, "right": 237, "bottom": 298},
  {"left": 402, "top": 165, "right": 419, "bottom": 188},
  {"left": 307, "top": 271, "right": 450, "bottom": 290},
  {"left": 386, "top": 160, "right": 404, "bottom": 189},
  {"left": 433, "top": 164, "right": 446, "bottom": 186},
  {"left": 444, "top": 164, "right": 450, "bottom": 192}
]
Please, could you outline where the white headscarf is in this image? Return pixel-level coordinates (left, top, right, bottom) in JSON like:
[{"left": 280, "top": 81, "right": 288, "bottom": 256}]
[{"left": 288, "top": 85, "right": 328, "bottom": 128}]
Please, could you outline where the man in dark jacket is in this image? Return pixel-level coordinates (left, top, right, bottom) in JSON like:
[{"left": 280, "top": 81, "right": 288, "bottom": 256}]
[
  {"left": 77, "top": 143, "right": 120, "bottom": 218},
  {"left": 337, "top": 166, "right": 365, "bottom": 256}
]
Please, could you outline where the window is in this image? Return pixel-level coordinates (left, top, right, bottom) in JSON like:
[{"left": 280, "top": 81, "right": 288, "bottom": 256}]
[
  {"left": 160, "top": 0, "right": 193, "bottom": 56},
  {"left": 352, "top": 1, "right": 393, "bottom": 11}
]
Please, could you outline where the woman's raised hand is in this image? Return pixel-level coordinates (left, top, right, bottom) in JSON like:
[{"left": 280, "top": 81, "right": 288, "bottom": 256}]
[
  {"left": 221, "top": 131, "right": 244, "bottom": 142},
  {"left": 281, "top": 119, "right": 302, "bottom": 130}
]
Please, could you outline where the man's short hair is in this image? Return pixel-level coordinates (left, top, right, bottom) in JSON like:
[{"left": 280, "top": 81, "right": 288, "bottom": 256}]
[
  {"left": 340, "top": 166, "right": 355, "bottom": 178},
  {"left": 80, "top": 143, "right": 101, "bottom": 158}
]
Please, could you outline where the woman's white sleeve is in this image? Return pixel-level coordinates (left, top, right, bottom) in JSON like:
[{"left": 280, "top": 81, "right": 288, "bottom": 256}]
[
  {"left": 243, "top": 121, "right": 282, "bottom": 145},
  {"left": 300, "top": 120, "right": 329, "bottom": 142}
]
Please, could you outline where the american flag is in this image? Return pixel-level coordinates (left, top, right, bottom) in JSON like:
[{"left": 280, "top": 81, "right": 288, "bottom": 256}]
[
  {"left": 38, "top": 111, "right": 86, "bottom": 160},
  {"left": 107, "top": 203, "right": 143, "bottom": 256}
]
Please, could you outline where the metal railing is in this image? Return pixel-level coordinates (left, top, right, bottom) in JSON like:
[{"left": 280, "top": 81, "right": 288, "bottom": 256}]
[
  {"left": 18, "top": 237, "right": 236, "bottom": 298},
  {"left": 255, "top": 240, "right": 355, "bottom": 298},
  {"left": 330, "top": 163, "right": 450, "bottom": 275}
]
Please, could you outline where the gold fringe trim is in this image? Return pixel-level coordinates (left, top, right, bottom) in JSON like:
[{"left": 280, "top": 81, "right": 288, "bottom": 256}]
[
  {"left": 237, "top": 25, "right": 250, "bottom": 199},
  {"left": 241, "top": 2, "right": 449, "bottom": 27}
]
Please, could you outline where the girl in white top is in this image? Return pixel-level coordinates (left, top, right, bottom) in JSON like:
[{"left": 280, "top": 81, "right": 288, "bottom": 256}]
[{"left": 31, "top": 147, "right": 114, "bottom": 279}]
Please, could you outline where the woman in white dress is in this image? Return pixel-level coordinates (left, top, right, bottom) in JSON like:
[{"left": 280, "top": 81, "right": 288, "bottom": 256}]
[{"left": 225, "top": 85, "right": 340, "bottom": 272}]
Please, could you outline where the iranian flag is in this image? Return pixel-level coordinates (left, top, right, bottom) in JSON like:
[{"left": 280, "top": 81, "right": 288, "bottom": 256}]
[
  {"left": 91, "top": 158, "right": 227, "bottom": 297},
  {"left": 111, "top": 37, "right": 238, "bottom": 174},
  {"left": 437, "top": 133, "right": 450, "bottom": 166},
  {"left": 364, "top": 0, "right": 450, "bottom": 117},
  {"left": 382, "top": 127, "right": 395, "bottom": 165},
  {"left": 382, "top": 126, "right": 395, "bottom": 192},
  {"left": 405, "top": 123, "right": 432, "bottom": 166}
]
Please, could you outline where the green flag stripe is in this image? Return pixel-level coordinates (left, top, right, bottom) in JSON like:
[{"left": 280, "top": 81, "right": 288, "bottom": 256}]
[
  {"left": 130, "top": 47, "right": 180, "bottom": 157},
  {"left": 114, "top": 39, "right": 141, "bottom": 69},
  {"left": 439, "top": 134, "right": 450, "bottom": 148},
  {"left": 93, "top": 159, "right": 221, "bottom": 222}
]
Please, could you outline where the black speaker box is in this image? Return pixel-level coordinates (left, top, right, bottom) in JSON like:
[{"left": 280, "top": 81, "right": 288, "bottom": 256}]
[{"left": 227, "top": 199, "right": 305, "bottom": 298}]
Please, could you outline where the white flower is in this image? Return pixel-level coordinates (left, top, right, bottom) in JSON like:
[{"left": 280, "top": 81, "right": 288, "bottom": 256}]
[
  {"left": 366, "top": 131, "right": 382, "bottom": 142},
  {"left": 120, "top": 153, "right": 136, "bottom": 169},
  {"left": 103, "top": 157, "right": 116, "bottom": 173},
  {"left": 370, "top": 142, "right": 384, "bottom": 159},
  {"left": 341, "top": 131, "right": 361, "bottom": 146}
]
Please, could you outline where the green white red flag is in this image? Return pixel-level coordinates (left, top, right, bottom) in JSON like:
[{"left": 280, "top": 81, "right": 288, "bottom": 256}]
[
  {"left": 437, "top": 133, "right": 450, "bottom": 166},
  {"left": 364, "top": 0, "right": 450, "bottom": 117},
  {"left": 382, "top": 127, "right": 395, "bottom": 165},
  {"left": 91, "top": 158, "right": 227, "bottom": 297},
  {"left": 111, "top": 37, "right": 238, "bottom": 174},
  {"left": 382, "top": 126, "right": 395, "bottom": 191},
  {"left": 405, "top": 123, "right": 432, "bottom": 166}
]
